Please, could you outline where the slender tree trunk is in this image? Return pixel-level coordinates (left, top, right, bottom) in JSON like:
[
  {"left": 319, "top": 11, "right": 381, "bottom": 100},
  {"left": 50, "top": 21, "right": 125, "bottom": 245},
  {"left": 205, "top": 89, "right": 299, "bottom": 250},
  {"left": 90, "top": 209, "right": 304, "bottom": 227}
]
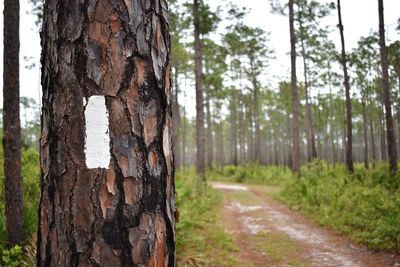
[
  {"left": 239, "top": 94, "right": 246, "bottom": 163},
  {"left": 172, "top": 64, "right": 181, "bottom": 169},
  {"left": 3, "top": 0, "right": 24, "bottom": 246},
  {"left": 250, "top": 57, "right": 261, "bottom": 163},
  {"left": 216, "top": 119, "right": 224, "bottom": 168},
  {"left": 247, "top": 104, "right": 254, "bottom": 162},
  {"left": 38, "top": 1, "right": 176, "bottom": 265},
  {"left": 370, "top": 119, "right": 377, "bottom": 162},
  {"left": 230, "top": 91, "right": 238, "bottom": 165},
  {"left": 206, "top": 92, "right": 213, "bottom": 168},
  {"left": 299, "top": 11, "right": 317, "bottom": 162},
  {"left": 362, "top": 99, "right": 369, "bottom": 168},
  {"left": 378, "top": 0, "right": 398, "bottom": 175},
  {"left": 337, "top": 0, "right": 354, "bottom": 172},
  {"left": 379, "top": 110, "right": 387, "bottom": 160},
  {"left": 194, "top": 0, "right": 206, "bottom": 181},
  {"left": 289, "top": 0, "right": 301, "bottom": 172}
]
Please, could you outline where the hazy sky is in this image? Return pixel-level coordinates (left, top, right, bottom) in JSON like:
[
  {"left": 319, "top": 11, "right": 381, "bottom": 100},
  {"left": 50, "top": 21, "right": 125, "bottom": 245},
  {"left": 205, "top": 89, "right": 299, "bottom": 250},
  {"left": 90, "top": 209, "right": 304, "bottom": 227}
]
[{"left": 0, "top": 0, "right": 399, "bottom": 113}]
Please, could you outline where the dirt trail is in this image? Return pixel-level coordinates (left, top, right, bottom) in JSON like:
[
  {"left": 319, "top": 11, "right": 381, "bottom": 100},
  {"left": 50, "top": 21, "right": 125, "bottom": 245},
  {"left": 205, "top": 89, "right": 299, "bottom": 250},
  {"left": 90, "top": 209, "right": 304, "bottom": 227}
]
[{"left": 212, "top": 182, "right": 400, "bottom": 267}]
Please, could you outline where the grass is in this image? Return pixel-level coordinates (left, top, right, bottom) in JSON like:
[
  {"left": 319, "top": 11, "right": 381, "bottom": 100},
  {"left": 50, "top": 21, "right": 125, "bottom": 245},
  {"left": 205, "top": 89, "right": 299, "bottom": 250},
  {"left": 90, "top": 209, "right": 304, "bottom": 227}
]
[
  {"left": 208, "top": 160, "right": 400, "bottom": 252},
  {"left": 176, "top": 168, "right": 238, "bottom": 266},
  {"left": 254, "top": 231, "right": 310, "bottom": 266},
  {"left": 0, "top": 146, "right": 237, "bottom": 266}
]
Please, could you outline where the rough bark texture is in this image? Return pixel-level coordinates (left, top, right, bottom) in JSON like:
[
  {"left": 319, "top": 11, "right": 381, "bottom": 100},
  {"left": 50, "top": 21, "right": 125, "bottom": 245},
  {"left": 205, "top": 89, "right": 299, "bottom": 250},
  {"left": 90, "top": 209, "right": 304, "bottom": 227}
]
[
  {"left": 289, "top": 0, "right": 301, "bottom": 172},
  {"left": 379, "top": 0, "right": 398, "bottom": 176},
  {"left": 337, "top": 0, "right": 354, "bottom": 173},
  {"left": 3, "top": 0, "right": 24, "bottom": 246},
  {"left": 38, "top": 1, "right": 176, "bottom": 266},
  {"left": 193, "top": 0, "right": 206, "bottom": 181}
]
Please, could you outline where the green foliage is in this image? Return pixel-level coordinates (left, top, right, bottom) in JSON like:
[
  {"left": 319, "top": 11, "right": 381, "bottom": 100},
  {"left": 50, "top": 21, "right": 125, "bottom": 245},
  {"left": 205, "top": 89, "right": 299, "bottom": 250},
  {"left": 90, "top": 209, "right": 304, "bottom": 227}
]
[
  {"left": 1, "top": 245, "right": 23, "bottom": 267},
  {"left": 210, "top": 162, "right": 400, "bottom": 252},
  {"left": 0, "top": 146, "right": 40, "bottom": 266},
  {"left": 208, "top": 164, "right": 292, "bottom": 185},
  {"left": 176, "top": 168, "right": 237, "bottom": 266},
  {"left": 278, "top": 161, "right": 400, "bottom": 251}
]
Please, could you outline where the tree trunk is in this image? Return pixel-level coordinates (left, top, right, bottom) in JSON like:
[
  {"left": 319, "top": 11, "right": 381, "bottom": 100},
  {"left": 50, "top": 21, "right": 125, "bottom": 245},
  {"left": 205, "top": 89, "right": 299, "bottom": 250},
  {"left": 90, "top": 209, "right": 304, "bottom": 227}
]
[
  {"left": 250, "top": 57, "right": 261, "bottom": 163},
  {"left": 379, "top": 0, "right": 398, "bottom": 175},
  {"left": 38, "top": 1, "right": 176, "bottom": 266},
  {"left": 239, "top": 93, "right": 246, "bottom": 163},
  {"left": 370, "top": 119, "right": 377, "bottom": 163},
  {"left": 3, "top": 0, "right": 24, "bottom": 246},
  {"left": 337, "top": 0, "right": 354, "bottom": 173},
  {"left": 362, "top": 99, "right": 369, "bottom": 169},
  {"left": 206, "top": 92, "right": 214, "bottom": 169},
  {"left": 172, "top": 64, "right": 181, "bottom": 169},
  {"left": 216, "top": 120, "right": 224, "bottom": 168},
  {"left": 379, "top": 109, "right": 387, "bottom": 160},
  {"left": 289, "top": 0, "right": 301, "bottom": 172},
  {"left": 230, "top": 91, "right": 238, "bottom": 165},
  {"left": 194, "top": 0, "right": 206, "bottom": 181},
  {"left": 299, "top": 9, "right": 317, "bottom": 162}
]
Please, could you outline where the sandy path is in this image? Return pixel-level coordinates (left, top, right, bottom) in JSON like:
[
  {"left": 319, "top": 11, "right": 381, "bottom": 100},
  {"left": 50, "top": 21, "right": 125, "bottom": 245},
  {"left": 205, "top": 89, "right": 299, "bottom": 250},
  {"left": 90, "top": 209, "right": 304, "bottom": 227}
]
[{"left": 212, "top": 182, "right": 400, "bottom": 267}]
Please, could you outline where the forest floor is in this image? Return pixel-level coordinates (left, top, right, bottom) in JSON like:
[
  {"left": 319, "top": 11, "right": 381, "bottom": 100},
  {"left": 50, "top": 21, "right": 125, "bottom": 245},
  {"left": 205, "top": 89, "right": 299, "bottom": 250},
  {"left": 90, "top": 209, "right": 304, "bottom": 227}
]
[{"left": 211, "top": 182, "right": 400, "bottom": 267}]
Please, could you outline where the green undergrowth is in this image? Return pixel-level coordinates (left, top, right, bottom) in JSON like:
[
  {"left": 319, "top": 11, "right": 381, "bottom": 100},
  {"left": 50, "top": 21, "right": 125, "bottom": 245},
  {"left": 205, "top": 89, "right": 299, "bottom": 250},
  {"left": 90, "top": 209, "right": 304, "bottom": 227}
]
[
  {"left": 208, "top": 164, "right": 293, "bottom": 185},
  {"left": 0, "top": 147, "right": 40, "bottom": 266},
  {"left": 208, "top": 160, "right": 400, "bottom": 252},
  {"left": 254, "top": 231, "right": 310, "bottom": 266},
  {"left": 176, "top": 168, "right": 238, "bottom": 266}
]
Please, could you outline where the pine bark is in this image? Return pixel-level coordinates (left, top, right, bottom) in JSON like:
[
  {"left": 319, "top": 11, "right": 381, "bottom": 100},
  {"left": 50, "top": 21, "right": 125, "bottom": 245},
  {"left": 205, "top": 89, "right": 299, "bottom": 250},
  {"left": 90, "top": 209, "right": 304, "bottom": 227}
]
[
  {"left": 337, "top": 0, "right": 354, "bottom": 173},
  {"left": 3, "top": 0, "right": 24, "bottom": 246},
  {"left": 378, "top": 0, "right": 398, "bottom": 175},
  {"left": 193, "top": 0, "right": 206, "bottom": 181},
  {"left": 38, "top": 1, "right": 176, "bottom": 266},
  {"left": 289, "top": 0, "right": 301, "bottom": 172}
]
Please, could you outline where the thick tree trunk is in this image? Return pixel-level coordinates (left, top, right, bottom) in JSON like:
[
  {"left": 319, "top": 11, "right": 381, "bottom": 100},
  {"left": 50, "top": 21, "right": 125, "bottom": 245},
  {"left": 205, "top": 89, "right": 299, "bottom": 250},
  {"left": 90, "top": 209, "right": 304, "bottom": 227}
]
[
  {"left": 337, "top": 0, "right": 354, "bottom": 172},
  {"left": 289, "top": 0, "right": 301, "bottom": 172},
  {"left": 38, "top": 1, "right": 176, "bottom": 266},
  {"left": 379, "top": 0, "right": 398, "bottom": 175},
  {"left": 3, "top": 0, "right": 24, "bottom": 246},
  {"left": 194, "top": 0, "right": 206, "bottom": 181}
]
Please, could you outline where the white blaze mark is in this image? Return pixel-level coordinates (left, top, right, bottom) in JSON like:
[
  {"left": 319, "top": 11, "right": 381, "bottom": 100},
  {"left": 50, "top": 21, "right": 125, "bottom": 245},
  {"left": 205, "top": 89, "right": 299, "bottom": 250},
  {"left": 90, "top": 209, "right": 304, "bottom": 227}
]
[{"left": 84, "top": 96, "right": 110, "bottom": 169}]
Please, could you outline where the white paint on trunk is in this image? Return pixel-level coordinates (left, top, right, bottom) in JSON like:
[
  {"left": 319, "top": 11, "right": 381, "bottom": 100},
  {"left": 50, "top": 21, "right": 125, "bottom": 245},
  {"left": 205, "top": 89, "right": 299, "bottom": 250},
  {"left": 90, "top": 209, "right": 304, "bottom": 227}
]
[{"left": 84, "top": 96, "right": 110, "bottom": 169}]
